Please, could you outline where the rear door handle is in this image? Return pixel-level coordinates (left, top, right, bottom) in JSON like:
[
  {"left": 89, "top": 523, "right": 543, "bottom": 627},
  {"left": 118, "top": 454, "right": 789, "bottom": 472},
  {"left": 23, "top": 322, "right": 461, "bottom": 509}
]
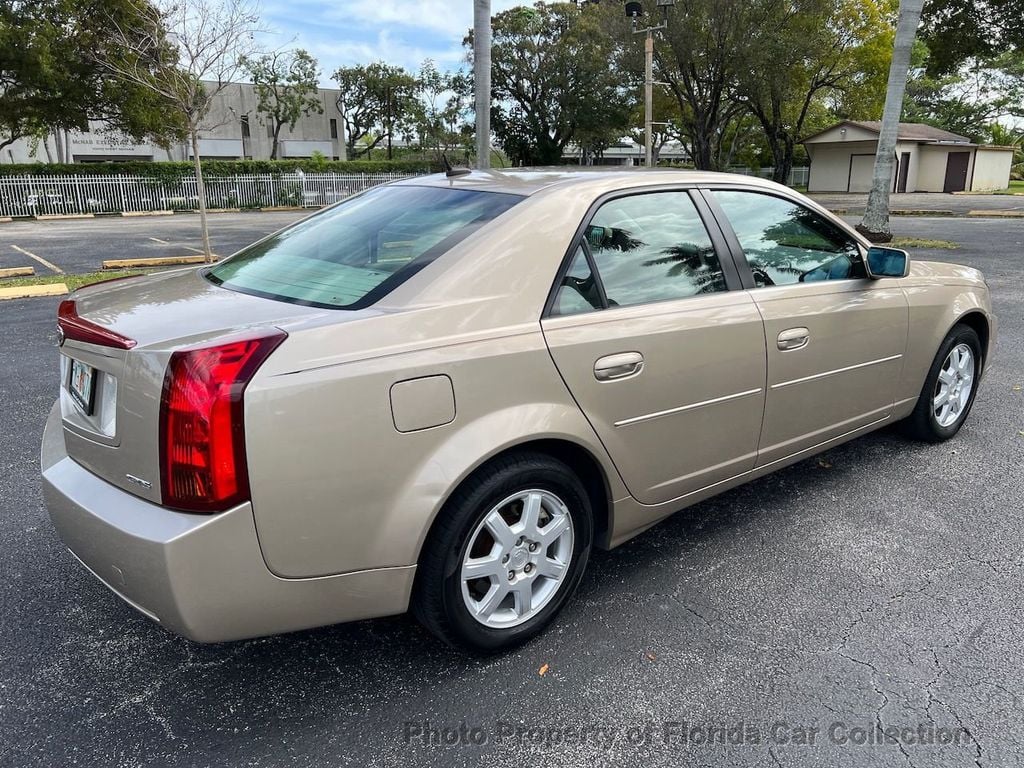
[
  {"left": 594, "top": 352, "right": 644, "bottom": 381},
  {"left": 778, "top": 327, "right": 810, "bottom": 351}
]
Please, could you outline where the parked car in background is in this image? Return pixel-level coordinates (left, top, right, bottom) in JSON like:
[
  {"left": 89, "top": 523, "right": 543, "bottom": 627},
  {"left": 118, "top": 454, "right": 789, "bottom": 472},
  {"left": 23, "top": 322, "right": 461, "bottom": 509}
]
[{"left": 42, "top": 169, "right": 995, "bottom": 652}]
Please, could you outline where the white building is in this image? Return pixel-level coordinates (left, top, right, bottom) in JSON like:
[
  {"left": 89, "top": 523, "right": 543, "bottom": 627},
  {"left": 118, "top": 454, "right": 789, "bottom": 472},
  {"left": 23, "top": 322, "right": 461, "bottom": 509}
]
[
  {"left": 803, "top": 120, "right": 1014, "bottom": 193},
  {"left": 2, "top": 82, "right": 347, "bottom": 164},
  {"left": 561, "top": 139, "right": 691, "bottom": 166}
]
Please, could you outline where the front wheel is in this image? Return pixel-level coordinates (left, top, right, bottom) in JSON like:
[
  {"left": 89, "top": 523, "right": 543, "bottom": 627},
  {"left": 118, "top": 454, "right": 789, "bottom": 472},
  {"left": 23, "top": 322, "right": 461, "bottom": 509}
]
[
  {"left": 904, "top": 324, "right": 983, "bottom": 442},
  {"left": 413, "top": 453, "right": 593, "bottom": 653}
]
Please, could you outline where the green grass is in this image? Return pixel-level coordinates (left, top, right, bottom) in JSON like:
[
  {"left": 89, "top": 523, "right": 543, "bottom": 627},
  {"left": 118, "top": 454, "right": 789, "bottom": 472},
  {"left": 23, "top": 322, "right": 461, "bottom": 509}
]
[
  {"left": 890, "top": 237, "right": 959, "bottom": 250},
  {"left": 0, "top": 270, "right": 146, "bottom": 292},
  {"left": 992, "top": 180, "right": 1024, "bottom": 195}
]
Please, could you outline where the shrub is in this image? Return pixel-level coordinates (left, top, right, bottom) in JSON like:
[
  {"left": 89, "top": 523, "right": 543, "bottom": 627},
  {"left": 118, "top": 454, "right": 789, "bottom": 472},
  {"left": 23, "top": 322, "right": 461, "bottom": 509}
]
[{"left": 0, "top": 158, "right": 440, "bottom": 179}]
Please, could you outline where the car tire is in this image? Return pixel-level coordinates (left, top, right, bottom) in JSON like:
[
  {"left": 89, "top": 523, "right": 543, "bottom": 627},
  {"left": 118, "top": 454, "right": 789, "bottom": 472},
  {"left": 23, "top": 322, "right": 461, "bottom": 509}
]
[
  {"left": 412, "top": 452, "right": 593, "bottom": 654},
  {"left": 903, "top": 324, "right": 983, "bottom": 442}
]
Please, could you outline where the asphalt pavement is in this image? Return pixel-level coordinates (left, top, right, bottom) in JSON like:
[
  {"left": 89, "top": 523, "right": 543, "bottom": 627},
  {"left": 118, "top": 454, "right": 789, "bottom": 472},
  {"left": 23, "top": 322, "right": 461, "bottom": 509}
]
[
  {"left": 0, "top": 211, "right": 307, "bottom": 274},
  {"left": 0, "top": 215, "right": 1022, "bottom": 768}
]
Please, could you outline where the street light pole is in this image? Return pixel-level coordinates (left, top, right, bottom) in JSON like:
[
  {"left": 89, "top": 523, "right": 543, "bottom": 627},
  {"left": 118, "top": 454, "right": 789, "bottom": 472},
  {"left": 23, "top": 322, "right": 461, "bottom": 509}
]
[
  {"left": 473, "top": 0, "right": 491, "bottom": 169},
  {"left": 628, "top": 1, "right": 673, "bottom": 168}
]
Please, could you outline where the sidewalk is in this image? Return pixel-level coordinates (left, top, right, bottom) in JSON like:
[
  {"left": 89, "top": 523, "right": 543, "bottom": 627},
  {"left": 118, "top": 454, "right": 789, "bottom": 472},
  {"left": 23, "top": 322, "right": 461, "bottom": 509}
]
[{"left": 809, "top": 191, "right": 1024, "bottom": 216}]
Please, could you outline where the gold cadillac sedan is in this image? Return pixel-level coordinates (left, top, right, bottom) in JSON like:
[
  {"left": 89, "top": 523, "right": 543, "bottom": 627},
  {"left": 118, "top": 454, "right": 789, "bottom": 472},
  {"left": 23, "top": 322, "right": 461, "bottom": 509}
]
[{"left": 42, "top": 169, "right": 995, "bottom": 652}]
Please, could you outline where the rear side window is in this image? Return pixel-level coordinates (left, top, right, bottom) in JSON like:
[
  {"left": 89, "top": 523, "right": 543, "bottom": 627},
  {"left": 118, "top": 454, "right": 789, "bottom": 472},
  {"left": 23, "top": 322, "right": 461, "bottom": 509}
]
[
  {"left": 710, "top": 190, "right": 864, "bottom": 287},
  {"left": 552, "top": 191, "right": 725, "bottom": 314},
  {"left": 207, "top": 186, "right": 522, "bottom": 309}
]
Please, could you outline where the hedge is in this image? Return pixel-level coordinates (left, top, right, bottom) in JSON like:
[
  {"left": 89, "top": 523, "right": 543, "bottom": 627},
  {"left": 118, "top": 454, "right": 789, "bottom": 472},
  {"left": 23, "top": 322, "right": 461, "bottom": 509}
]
[{"left": 0, "top": 158, "right": 441, "bottom": 180}]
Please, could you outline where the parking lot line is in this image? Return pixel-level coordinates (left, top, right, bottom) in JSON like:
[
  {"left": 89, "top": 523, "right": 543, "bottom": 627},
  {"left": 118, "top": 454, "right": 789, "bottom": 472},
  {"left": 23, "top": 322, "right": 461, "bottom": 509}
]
[
  {"left": 148, "top": 237, "right": 170, "bottom": 245},
  {"left": 10, "top": 244, "right": 63, "bottom": 275}
]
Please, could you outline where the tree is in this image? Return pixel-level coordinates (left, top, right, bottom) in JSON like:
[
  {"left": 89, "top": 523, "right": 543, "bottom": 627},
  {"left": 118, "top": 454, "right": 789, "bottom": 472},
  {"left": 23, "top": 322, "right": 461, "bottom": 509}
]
[
  {"left": 413, "top": 60, "right": 471, "bottom": 160},
  {"left": 471, "top": 3, "right": 632, "bottom": 166},
  {"left": 331, "top": 62, "right": 419, "bottom": 159},
  {"left": 920, "top": 0, "right": 1024, "bottom": 75},
  {"left": 241, "top": 49, "right": 322, "bottom": 160},
  {"left": 0, "top": 0, "right": 180, "bottom": 153},
  {"left": 734, "top": 0, "right": 894, "bottom": 183},
  {"left": 97, "top": 0, "right": 264, "bottom": 261},
  {"left": 858, "top": 0, "right": 925, "bottom": 241},
  {"left": 636, "top": 0, "right": 755, "bottom": 171},
  {"left": 903, "top": 60, "right": 1015, "bottom": 141}
]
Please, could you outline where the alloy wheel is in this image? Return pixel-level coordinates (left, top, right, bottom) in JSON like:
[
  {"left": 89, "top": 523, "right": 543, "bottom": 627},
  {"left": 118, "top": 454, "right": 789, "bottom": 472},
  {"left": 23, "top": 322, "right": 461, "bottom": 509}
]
[
  {"left": 933, "top": 343, "right": 975, "bottom": 428},
  {"left": 460, "top": 489, "right": 575, "bottom": 629}
]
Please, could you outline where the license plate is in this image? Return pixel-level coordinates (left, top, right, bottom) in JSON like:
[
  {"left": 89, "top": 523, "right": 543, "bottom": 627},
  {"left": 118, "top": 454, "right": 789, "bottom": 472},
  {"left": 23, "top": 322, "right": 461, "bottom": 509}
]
[{"left": 69, "top": 359, "right": 96, "bottom": 414}]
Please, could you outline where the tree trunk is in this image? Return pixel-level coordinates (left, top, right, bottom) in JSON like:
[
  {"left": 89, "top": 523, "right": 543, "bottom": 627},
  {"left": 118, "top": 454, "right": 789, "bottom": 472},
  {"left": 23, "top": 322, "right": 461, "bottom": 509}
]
[
  {"left": 271, "top": 123, "right": 281, "bottom": 160},
  {"left": 690, "top": 134, "right": 713, "bottom": 170},
  {"left": 190, "top": 129, "right": 214, "bottom": 263},
  {"left": 857, "top": 0, "right": 925, "bottom": 242},
  {"left": 769, "top": 135, "right": 794, "bottom": 185},
  {"left": 473, "top": 0, "right": 491, "bottom": 169}
]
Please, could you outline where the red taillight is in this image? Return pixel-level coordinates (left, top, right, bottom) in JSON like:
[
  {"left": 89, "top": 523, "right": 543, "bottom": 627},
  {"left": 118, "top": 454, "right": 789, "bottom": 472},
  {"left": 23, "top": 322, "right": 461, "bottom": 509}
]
[
  {"left": 159, "top": 331, "right": 286, "bottom": 513},
  {"left": 58, "top": 300, "right": 137, "bottom": 349}
]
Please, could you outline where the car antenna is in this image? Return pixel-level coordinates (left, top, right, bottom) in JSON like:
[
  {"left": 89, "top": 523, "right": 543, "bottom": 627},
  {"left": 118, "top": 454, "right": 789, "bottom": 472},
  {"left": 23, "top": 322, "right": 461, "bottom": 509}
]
[{"left": 442, "top": 154, "right": 472, "bottom": 178}]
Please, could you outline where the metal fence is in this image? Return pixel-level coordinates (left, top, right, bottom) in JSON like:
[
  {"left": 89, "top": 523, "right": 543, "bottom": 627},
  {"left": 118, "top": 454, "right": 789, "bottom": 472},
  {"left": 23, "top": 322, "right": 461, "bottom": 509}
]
[
  {"left": 0, "top": 172, "right": 418, "bottom": 217},
  {"left": 730, "top": 166, "right": 810, "bottom": 187}
]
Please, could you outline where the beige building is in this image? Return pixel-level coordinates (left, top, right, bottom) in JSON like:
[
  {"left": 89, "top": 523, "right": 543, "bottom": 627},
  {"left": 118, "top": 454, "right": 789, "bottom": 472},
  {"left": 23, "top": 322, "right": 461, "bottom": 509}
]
[
  {"left": 2, "top": 82, "right": 347, "bottom": 164},
  {"left": 803, "top": 121, "right": 1014, "bottom": 193}
]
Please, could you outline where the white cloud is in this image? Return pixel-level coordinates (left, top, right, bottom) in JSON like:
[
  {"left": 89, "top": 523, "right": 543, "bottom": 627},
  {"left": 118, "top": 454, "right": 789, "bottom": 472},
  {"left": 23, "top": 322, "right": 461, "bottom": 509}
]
[{"left": 258, "top": 0, "right": 527, "bottom": 82}]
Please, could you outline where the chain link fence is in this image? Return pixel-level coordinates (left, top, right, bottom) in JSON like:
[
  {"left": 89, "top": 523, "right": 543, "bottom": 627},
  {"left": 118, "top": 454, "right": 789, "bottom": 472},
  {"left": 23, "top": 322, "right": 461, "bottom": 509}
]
[{"left": 0, "top": 172, "right": 418, "bottom": 217}]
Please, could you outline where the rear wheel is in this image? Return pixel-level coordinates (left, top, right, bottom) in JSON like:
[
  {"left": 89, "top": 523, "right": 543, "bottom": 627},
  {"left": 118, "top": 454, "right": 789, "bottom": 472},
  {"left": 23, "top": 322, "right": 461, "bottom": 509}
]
[
  {"left": 413, "top": 453, "right": 593, "bottom": 653},
  {"left": 904, "top": 324, "right": 982, "bottom": 442}
]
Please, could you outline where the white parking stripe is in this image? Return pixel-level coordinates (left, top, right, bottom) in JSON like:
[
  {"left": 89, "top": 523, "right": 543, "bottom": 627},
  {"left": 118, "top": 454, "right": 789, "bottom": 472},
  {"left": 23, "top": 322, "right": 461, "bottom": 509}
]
[
  {"left": 148, "top": 237, "right": 170, "bottom": 245},
  {"left": 181, "top": 245, "right": 204, "bottom": 254},
  {"left": 10, "top": 244, "right": 63, "bottom": 275}
]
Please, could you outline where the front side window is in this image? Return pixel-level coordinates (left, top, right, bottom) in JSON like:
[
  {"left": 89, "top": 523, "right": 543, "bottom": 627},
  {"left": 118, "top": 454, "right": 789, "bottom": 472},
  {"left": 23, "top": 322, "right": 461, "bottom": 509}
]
[
  {"left": 711, "top": 190, "right": 864, "bottom": 287},
  {"left": 556, "top": 191, "right": 724, "bottom": 312},
  {"left": 207, "top": 186, "right": 521, "bottom": 309}
]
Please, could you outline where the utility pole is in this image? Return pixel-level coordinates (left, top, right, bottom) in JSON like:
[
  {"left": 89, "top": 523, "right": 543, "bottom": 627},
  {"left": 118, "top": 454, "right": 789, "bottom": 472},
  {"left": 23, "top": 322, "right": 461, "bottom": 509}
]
[
  {"left": 627, "top": 1, "right": 673, "bottom": 168},
  {"left": 473, "top": 0, "right": 491, "bottom": 169},
  {"left": 643, "top": 31, "right": 654, "bottom": 168}
]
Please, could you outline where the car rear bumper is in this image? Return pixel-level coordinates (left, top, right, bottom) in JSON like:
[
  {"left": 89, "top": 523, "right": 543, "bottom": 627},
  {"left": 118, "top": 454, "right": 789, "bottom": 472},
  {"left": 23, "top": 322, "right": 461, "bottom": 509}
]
[{"left": 40, "top": 402, "right": 415, "bottom": 643}]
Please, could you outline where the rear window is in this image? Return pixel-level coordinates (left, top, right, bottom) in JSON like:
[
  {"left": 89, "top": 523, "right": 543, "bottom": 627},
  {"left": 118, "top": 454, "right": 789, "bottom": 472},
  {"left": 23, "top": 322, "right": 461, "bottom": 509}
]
[{"left": 206, "top": 185, "right": 522, "bottom": 309}]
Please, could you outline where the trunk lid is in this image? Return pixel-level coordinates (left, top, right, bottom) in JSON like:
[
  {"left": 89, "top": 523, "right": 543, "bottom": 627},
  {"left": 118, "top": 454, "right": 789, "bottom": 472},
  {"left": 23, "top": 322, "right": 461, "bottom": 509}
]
[{"left": 58, "top": 268, "right": 327, "bottom": 504}]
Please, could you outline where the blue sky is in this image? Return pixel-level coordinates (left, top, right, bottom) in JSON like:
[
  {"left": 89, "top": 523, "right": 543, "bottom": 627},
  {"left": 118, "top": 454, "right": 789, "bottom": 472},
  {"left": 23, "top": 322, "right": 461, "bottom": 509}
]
[{"left": 259, "top": 0, "right": 525, "bottom": 85}]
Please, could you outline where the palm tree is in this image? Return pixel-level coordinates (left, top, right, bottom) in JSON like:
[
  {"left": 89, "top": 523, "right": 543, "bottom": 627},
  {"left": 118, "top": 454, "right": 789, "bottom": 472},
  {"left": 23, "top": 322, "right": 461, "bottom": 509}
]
[
  {"left": 856, "top": 0, "right": 925, "bottom": 242},
  {"left": 474, "top": 0, "right": 491, "bottom": 169}
]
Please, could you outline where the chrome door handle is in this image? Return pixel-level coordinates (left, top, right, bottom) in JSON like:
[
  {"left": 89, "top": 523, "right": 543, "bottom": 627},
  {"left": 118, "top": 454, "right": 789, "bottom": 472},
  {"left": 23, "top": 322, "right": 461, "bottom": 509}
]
[
  {"left": 778, "top": 327, "right": 810, "bottom": 351},
  {"left": 594, "top": 352, "right": 644, "bottom": 381}
]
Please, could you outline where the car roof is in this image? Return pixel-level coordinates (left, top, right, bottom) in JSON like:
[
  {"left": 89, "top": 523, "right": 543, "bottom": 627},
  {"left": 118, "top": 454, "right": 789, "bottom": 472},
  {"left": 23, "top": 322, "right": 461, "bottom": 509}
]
[{"left": 393, "top": 167, "right": 787, "bottom": 197}]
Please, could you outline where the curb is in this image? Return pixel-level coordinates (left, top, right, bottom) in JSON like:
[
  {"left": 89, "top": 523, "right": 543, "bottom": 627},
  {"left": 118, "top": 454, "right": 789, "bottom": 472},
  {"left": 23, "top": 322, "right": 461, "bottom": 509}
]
[
  {"left": 0, "top": 282, "right": 68, "bottom": 300},
  {"left": 891, "top": 209, "right": 955, "bottom": 216},
  {"left": 121, "top": 210, "right": 174, "bottom": 217},
  {"left": 260, "top": 206, "right": 306, "bottom": 212},
  {"left": 33, "top": 213, "right": 94, "bottom": 220},
  {"left": 966, "top": 210, "right": 1024, "bottom": 218},
  {"left": 102, "top": 255, "right": 215, "bottom": 269},
  {"left": 0, "top": 266, "right": 35, "bottom": 279}
]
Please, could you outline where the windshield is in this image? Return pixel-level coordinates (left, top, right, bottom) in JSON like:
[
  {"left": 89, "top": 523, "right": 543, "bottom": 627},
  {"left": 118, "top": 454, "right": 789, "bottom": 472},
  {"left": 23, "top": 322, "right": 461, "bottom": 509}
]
[{"left": 206, "top": 185, "right": 522, "bottom": 309}]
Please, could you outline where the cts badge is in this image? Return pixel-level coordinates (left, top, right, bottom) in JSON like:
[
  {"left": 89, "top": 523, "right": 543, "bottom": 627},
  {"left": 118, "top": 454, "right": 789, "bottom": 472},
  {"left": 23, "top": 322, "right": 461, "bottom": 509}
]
[{"left": 125, "top": 474, "right": 153, "bottom": 490}]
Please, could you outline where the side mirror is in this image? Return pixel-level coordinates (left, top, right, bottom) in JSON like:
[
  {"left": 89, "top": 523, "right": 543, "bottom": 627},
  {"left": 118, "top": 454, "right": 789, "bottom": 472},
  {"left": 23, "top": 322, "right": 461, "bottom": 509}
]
[{"left": 865, "top": 246, "right": 909, "bottom": 279}]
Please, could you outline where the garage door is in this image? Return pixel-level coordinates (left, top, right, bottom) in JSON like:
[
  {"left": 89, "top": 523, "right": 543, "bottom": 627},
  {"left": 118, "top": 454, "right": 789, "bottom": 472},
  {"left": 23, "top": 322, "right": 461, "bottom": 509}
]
[{"left": 848, "top": 154, "right": 875, "bottom": 192}]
